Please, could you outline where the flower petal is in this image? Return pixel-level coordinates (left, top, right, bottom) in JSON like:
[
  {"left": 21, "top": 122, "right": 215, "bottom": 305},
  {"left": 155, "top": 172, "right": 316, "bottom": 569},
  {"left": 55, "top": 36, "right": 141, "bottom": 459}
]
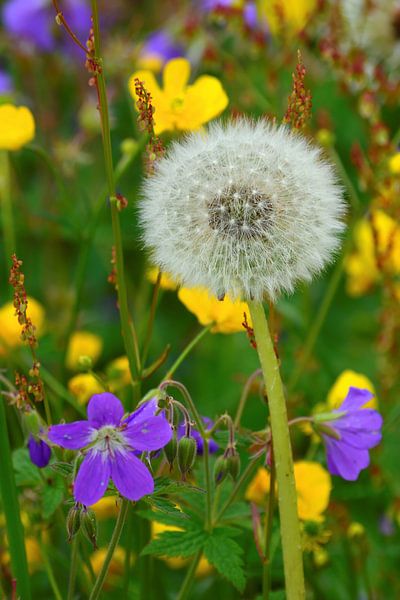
[
  {"left": 48, "top": 421, "right": 94, "bottom": 449},
  {"left": 181, "top": 76, "right": 228, "bottom": 130},
  {"left": 325, "top": 437, "right": 370, "bottom": 481},
  {"left": 124, "top": 416, "right": 172, "bottom": 451},
  {"left": 110, "top": 451, "right": 154, "bottom": 501},
  {"left": 337, "top": 427, "right": 382, "bottom": 450},
  {"left": 163, "top": 57, "right": 191, "bottom": 96},
  {"left": 87, "top": 393, "right": 124, "bottom": 427},
  {"left": 28, "top": 435, "right": 51, "bottom": 468},
  {"left": 74, "top": 450, "right": 111, "bottom": 506},
  {"left": 340, "top": 387, "right": 375, "bottom": 411},
  {"left": 124, "top": 398, "right": 159, "bottom": 425},
  {"left": 128, "top": 70, "right": 163, "bottom": 104}
]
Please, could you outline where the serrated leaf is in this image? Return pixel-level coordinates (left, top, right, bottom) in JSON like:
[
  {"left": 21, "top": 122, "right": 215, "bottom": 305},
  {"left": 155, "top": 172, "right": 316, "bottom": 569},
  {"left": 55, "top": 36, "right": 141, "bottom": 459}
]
[
  {"left": 42, "top": 481, "right": 64, "bottom": 519},
  {"left": 143, "top": 498, "right": 190, "bottom": 518},
  {"left": 204, "top": 532, "right": 246, "bottom": 592},
  {"left": 137, "top": 508, "right": 191, "bottom": 527},
  {"left": 141, "top": 528, "right": 207, "bottom": 558},
  {"left": 50, "top": 461, "right": 73, "bottom": 477},
  {"left": 153, "top": 476, "right": 205, "bottom": 496},
  {"left": 12, "top": 448, "right": 42, "bottom": 486}
]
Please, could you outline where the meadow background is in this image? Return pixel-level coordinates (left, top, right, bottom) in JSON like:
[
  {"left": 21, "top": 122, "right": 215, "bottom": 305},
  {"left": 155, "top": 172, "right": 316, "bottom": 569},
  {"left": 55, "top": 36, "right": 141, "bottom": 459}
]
[{"left": 0, "top": 0, "right": 400, "bottom": 598}]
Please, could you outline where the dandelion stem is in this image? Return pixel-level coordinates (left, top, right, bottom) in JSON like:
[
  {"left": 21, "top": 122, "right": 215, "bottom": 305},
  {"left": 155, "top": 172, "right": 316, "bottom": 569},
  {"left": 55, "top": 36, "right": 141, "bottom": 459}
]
[
  {"left": 248, "top": 300, "right": 305, "bottom": 600},
  {"left": 0, "top": 151, "right": 15, "bottom": 285},
  {"left": 90, "top": 0, "right": 140, "bottom": 385},
  {"left": 176, "top": 549, "right": 202, "bottom": 600},
  {"left": 89, "top": 498, "right": 130, "bottom": 600},
  {"left": 0, "top": 398, "right": 31, "bottom": 600},
  {"left": 262, "top": 458, "right": 276, "bottom": 600},
  {"left": 163, "top": 324, "right": 212, "bottom": 381}
]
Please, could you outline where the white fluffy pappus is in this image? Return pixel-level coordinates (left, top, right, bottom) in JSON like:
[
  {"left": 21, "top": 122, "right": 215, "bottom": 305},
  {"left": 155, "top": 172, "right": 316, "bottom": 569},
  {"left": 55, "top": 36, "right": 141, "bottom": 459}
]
[{"left": 140, "top": 119, "right": 346, "bottom": 301}]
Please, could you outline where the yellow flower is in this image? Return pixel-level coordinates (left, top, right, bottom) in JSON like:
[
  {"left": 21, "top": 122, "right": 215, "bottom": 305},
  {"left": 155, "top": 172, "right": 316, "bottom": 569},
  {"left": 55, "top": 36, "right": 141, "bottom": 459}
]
[
  {"left": 91, "top": 496, "right": 119, "bottom": 520},
  {"left": 129, "top": 57, "right": 228, "bottom": 135},
  {"left": 178, "top": 286, "right": 251, "bottom": 334},
  {"left": 146, "top": 267, "right": 178, "bottom": 291},
  {"left": 246, "top": 461, "right": 331, "bottom": 522},
  {"left": 106, "top": 355, "right": 132, "bottom": 391},
  {"left": 1, "top": 537, "right": 43, "bottom": 574},
  {"left": 345, "top": 210, "right": 400, "bottom": 297},
  {"left": 0, "top": 104, "right": 35, "bottom": 150},
  {"left": 347, "top": 522, "right": 365, "bottom": 539},
  {"left": 259, "top": 0, "right": 317, "bottom": 35},
  {"left": 151, "top": 521, "right": 213, "bottom": 576},
  {"left": 68, "top": 373, "right": 104, "bottom": 404},
  {"left": 389, "top": 152, "right": 400, "bottom": 175},
  {"left": 0, "top": 297, "right": 45, "bottom": 354},
  {"left": 90, "top": 546, "right": 128, "bottom": 588},
  {"left": 66, "top": 331, "right": 103, "bottom": 371},
  {"left": 327, "top": 370, "right": 377, "bottom": 410}
]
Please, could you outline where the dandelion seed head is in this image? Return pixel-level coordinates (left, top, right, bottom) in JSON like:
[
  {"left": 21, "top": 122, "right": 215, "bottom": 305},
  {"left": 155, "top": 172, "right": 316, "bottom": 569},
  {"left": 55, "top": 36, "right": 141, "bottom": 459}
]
[{"left": 140, "top": 119, "right": 346, "bottom": 300}]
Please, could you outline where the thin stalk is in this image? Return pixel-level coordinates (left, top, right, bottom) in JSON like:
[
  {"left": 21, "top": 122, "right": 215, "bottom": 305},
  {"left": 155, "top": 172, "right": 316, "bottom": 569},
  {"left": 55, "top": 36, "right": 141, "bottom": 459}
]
[
  {"left": 176, "top": 549, "right": 202, "bottom": 600},
  {"left": 38, "top": 538, "right": 63, "bottom": 600},
  {"left": 163, "top": 324, "right": 212, "bottom": 381},
  {"left": 234, "top": 368, "right": 263, "bottom": 428},
  {"left": 138, "top": 518, "right": 152, "bottom": 600},
  {"left": 89, "top": 499, "right": 130, "bottom": 600},
  {"left": 203, "top": 439, "right": 213, "bottom": 532},
  {"left": 90, "top": 0, "right": 139, "bottom": 385},
  {"left": 248, "top": 300, "right": 304, "bottom": 600},
  {"left": 262, "top": 460, "right": 276, "bottom": 600},
  {"left": 0, "top": 151, "right": 15, "bottom": 274},
  {"left": 123, "top": 506, "right": 134, "bottom": 599},
  {"left": 159, "top": 380, "right": 205, "bottom": 436},
  {"left": 141, "top": 270, "right": 162, "bottom": 367},
  {"left": 215, "top": 457, "right": 261, "bottom": 523},
  {"left": 67, "top": 536, "right": 79, "bottom": 600},
  {"left": 0, "top": 400, "right": 31, "bottom": 600}
]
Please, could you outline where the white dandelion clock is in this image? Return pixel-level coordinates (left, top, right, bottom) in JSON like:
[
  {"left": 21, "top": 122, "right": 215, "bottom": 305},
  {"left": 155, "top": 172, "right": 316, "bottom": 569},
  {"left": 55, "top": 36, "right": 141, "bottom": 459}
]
[{"left": 140, "top": 119, "right": 346, "bottom": 301}]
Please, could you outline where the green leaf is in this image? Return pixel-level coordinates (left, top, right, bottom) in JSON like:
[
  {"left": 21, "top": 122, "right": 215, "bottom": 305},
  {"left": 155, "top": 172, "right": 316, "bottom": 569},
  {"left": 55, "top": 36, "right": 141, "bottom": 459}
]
[
  {"left": 141, "top": 528, "right": 207, "bottom": 558},
  {"left": 50, "top": 462, "right": 73, "bottom": 477},
  {"left": 12, "top": 448, "right": 42, "bottom": 486},
  {"left": 153, "top": 476, "right": 205, "bottom": 496},
  {"left": 42, "top": 480, "right": 64, "bottom": 519},
  {"left": 204, "top": 531, "right": 246, "bottom": 592}
]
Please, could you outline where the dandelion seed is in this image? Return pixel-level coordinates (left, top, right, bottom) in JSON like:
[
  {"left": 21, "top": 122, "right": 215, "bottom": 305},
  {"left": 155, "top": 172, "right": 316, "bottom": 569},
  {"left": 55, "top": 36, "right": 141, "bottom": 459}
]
[{"left": 140, "top": 118, "right": 345, "bottom": 301}]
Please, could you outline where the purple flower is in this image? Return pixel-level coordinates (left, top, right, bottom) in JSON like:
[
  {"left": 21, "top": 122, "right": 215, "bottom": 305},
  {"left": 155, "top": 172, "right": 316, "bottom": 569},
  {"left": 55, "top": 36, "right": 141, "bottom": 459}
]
[
  {"left": 0, "top": 70, "right": 13, "bottom": 95},
  {"left": 178, "top": 417, "right": 218, "bottom": 455},
  {"left": 321, "top": 387, "right": 383, "bottom": 481},
  {"left": 28, "top": 434, "right": 51, "bottom": 468},
  {"left": 48, "top": 393, "right": 172, "bottom": 506},
  {"left": 140, "top": 31, "right": 183, "bottom": 66}
]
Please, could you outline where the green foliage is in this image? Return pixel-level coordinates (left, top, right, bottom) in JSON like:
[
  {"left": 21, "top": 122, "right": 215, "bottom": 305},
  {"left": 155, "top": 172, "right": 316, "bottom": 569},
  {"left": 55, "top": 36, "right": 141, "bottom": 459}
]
[
  {"left": 12, "top": 448, "right": 42, "bottom": 486},
  {"left": 141, "top": 526, "right": 207, "bottom": 558},
  {"left": 203, "top": 530, "right": 246, "bottom": 592}
]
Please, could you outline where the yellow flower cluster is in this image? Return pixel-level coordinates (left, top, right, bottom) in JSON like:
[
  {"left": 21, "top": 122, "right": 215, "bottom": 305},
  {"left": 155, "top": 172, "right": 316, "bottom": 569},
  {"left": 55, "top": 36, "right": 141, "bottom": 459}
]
[
  {"left": 246, "top": 461, "right": 331, "bottom": 522},
  {"left": 0, "top": 104, "right": 35, "bottom": 150},
  {"left": 345, "top": 210, "right": 400, "bottom": 298},
  {"left": 129, "top": 57, "right": 228, "bottom": 135},
  {"left": 66, "top": 331, "right": 103, "bottom": 371},
  {"left": 0, "top": 297, "right": 45, "bottom": 354}
]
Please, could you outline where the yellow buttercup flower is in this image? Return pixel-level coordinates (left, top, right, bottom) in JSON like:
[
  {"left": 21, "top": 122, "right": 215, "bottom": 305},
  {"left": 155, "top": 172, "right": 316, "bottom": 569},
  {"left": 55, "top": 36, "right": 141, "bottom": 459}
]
[
  {"left": 178, "top": 287, "right": 251, "bottom": 334},
  {"left": 147, "top": 267, "right": 178, "bottom": 291},
  {"left": 327, "top": 370, "right": 377, "bottom": 410},
  {"left": 66, "top": 331, "right": 103, "bottom": 371},
  {"left": 246, "top": 461, "right": 331, "bottom": 522},
  {"left": 0, "top": 104, "right": 35, "bottom": 150},
  {"left": 68, "top": 373, "right": 104, "bottom": 404},
  {"left": 91, "top": 496, "right": 119, "bottom": 520},
  {"left": 129, "top": 57, "right": 228, "bottom": 135},
  {"left": 389, "top": 152, "right": 400, "bottom": 175},
  {"left": 0, "top": 297, "right": 45, "bottom": 354},
  {"left": 345, "top": 210, "right": 400, "bottom": 297},
  {"left": 259, "top": 0, "right": 317, "bottom": 35},
  {"left": 106, "top": 355, "right": 132, "bottom": 391}
]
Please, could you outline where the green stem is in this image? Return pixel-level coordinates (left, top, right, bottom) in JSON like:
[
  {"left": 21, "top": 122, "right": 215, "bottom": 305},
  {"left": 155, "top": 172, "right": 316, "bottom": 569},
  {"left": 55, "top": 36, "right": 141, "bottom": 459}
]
[
  {"left": 67, "top": 536, "right": 79, "bottom": 600},
  {"left": 262, "top": 460, "right": 276, "bottom": 600},
  {"left": 203, "top": 439, "right": 213, "bottom": 532},
  {"left": 89, "top": 499, "right": 130, "bottom": 600},
  {"left": 90, "top": 0, "right": 139, "bottom": 385},
  {"left": 159, "top": 380, "right": 205, "bottom": 436},
  {"left": 141, "top": 270, "right": 162, "bottom": 368},
  {"left": 248, "top": 300, "right": 305, "bottom": 600},
  {"left": 0, "top": 151, "right": 16, "bottom": 273},
  {"left": 138, "top": 518, "right": 152, "bottom": 600},
  {"left": 163, "top": 324, "right": 212, "bottom": 381},
  {"left": 38, "top": 538, "right": 63, "bottom": 600},
  {"left": 0, "top": 399, "right": 31, "bottom": 600},
  {"left": 123, "top": 506, "right": 134, "bottom": 599},
  {"left": 234, "top": 368, "right": 263, "bottom": 428},
  {"left": 176, "top": 549, "right": 202, "bottom": 600},
  {"left": 215, "top": 457, "right": 261, "bottom": 523}
]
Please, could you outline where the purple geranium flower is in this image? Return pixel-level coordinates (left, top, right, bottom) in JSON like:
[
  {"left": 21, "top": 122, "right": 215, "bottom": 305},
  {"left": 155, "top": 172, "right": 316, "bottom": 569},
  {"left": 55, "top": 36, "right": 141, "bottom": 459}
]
[
  {"left": 321, "top": 387, "right": 383, "bottom": 481},
  {"left": 28, "top": 434, "right": 51, "bottom": 468},
  {"left": 0, "top": 70, "right": 13, "bottom": 95},
  {"left": 177, "top": 417, "right": 218, "bottom": 455},
  {"left": 48, "top": 393, "right": 172, "bottom": 506}
]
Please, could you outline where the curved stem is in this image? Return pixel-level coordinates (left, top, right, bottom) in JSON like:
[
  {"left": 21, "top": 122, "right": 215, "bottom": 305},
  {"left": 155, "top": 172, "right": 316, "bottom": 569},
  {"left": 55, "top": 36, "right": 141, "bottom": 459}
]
[
  {"left": 176, "top": 550, "right": 202, "bottom": 600},
  {"left": 163, "top": 324, "right": 212, "bottom": 381},
  {"left": 248, "top": 300, "right": 304, "bottom": 600},
  {"left": 67, "top": 537, "right": 79, "bottom": 600},
  {"left": 234, "top": 368, "right": 263, "bottom": 428},
  {"left": 89, "top": 499, "right": 130, "bottom": 600},
  {"left": 159, "top": 380, "right": 205, "bottom": 436}
]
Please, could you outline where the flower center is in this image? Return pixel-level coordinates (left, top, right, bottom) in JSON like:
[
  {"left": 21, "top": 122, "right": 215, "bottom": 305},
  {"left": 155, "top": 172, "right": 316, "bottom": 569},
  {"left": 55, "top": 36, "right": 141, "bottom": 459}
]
[
  {"left": 92, "top": 425, "right": 128, "bottom": 455},
  {"left": 207, "top": 186, "right": 273, "bottom": 239}
]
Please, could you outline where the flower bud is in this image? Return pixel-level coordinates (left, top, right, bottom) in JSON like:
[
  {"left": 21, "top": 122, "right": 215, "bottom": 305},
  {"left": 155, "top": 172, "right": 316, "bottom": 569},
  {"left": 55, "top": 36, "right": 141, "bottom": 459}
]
[
  {"left": 77, "top": 355, "right": 93, "bottom": 370},
  {"left": 81, "top": 508, "right": 98, "bottom": 549},
  {"left": 177, "top": 436, "right": 197, "bottom": 479},
  {"left": 23, "top": 409, "right": 41, "bottom": 436},
  {"left": 214, "top": 456, "right": 229, "bottom": 485},
  {"left": 164, "top": 434, "right": 178, "bottom": 469},
  {"left": 66, "top": 506, "right": 82, "bottom": 542},
  {"left": 227, "top": 451, "right": 241, "bottom": 481}
]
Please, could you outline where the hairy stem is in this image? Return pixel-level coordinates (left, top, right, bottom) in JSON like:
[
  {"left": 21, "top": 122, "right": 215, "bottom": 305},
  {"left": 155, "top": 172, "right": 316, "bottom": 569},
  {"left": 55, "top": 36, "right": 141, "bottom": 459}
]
[{"left": 248, "top": 300, "right": 305, "bottom": 600}]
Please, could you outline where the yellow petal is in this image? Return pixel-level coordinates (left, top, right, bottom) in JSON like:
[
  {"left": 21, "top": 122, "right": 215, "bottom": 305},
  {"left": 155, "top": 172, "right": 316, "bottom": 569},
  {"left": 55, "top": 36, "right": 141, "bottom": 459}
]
[
  {"left": 128, "top": 70, "right": 163, "bottom": 103},
  {"left": 162, "top": 57, "right": 191, "bottom": 97},
  {"left": 66, "top": 331, "right": 103, "bottom": 371},
  {"left": 294, "top": 461, "right": 331, "bottom": 522},
  {"left": 179, "top": 76, "right": 229, "bottom": 130},
  {"left": 0, "top": 104, "right": 35, "bottom": 151},
  {"left": 327, "top": 370, "right": 377, "bottom": 410}
]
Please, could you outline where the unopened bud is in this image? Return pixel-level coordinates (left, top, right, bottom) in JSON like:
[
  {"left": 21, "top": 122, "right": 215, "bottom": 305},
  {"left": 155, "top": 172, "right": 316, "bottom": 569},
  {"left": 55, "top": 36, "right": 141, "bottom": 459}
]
[
  {"left": 214, "top": 456, "right": 229, "bottom": 485},
  {"left": 81, "top": 508, "right": 98, "bottom": 549},
  {"left": 23, "top": 409, "right": 41, "bottom": 436},
  {"left": 77, "top": 355, "right": 93, "bottom": 370},
  {"left": 314, "top": 423, "right": 341, "bottom": 441},
  {"left": 164, "top": 434, "right": 178, "bottom": 469},
  {"left": 66, "top": 506, "right": 81, "bottom": 542},
  {"left": 227, "top": 451, "right": 241, "bottom": 481},
  {"left": 177, "top": 436, "right": 197, "bottom": 479}
]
